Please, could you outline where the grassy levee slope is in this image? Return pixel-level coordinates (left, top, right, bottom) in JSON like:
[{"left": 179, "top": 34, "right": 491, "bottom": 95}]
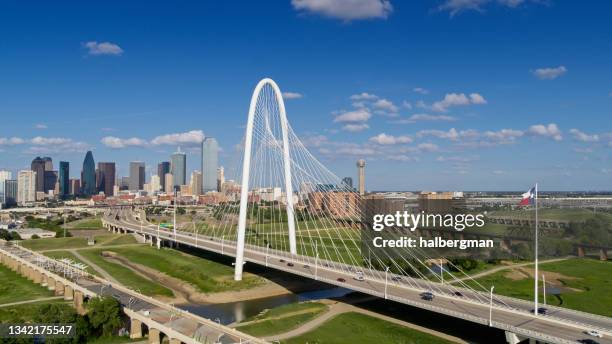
[
  {"left": 284, "top": 312, "right": 453, "bottom": 344},
  {"left": 77, "top": 248, "right": 172, "bottom": 297},
  {"left": 107, "top": 246, "right": 265, "bottom": 293},
  {"left": 236, "top": 302, "right": 328, "bottom": 337},
  {"left": 0, "top": 264, "right": 55, "bottom": 304},
  {"left": 467, "top": 259, "right": 612, "bottom": 317},
  {"left": 21, "top": 237, "right": 89, "bottom": 251},
  {"left": 0, "top": 300, "right": 68, "bottom": 322},
  {"left": 64, "top": 216, "right": 103, "bottom": 230}
]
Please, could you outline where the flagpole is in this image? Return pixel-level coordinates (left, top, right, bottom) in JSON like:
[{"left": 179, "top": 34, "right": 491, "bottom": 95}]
[{"left": 534, "top": 183, "right": 539, "bottom": 315}]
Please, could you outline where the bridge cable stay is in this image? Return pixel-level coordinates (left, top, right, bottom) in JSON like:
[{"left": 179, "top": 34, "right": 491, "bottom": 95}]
[{"left": 178, "top": 78, "right": 515, "bottom": 309}]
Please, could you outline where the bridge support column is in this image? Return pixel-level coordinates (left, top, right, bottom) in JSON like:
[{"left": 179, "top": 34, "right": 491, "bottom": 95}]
[
  {"left": 600, "top": 249, "right": 608, "bottom": 261},
  {"left": 129, "top": 318, "right": 142, "bottom": 339},
  {"left": 41, "top": 274, "right": 48, "bottom": 287},
  {"left": 169, "top": 338, "right": 181, "bottom": 344},
  {"left": 156, "top": 237, "right": 161, "bottom": 249},
  {"left": 504, "top": 331, "right": 529, "bottom": 344},
  {"left": 55, "top": 281, "right": 65, "bottom": 296},
  {"left": 47, "top": 277, "right": 56, "bottom": 291},
  {"left": 73, "top": 291, "right": 86, "bottom": 315},
  {"left": 148, "top": 328, "right": 160, "bottom": 344},
  {"left": 33, "top": 270, "right": 42, "bottom": 284},
  {"left": 64, "top": 285, "right": 74, "bottom": 301},
  {"left": 577, "top": 246, "right": 585, "bottom": 257}
]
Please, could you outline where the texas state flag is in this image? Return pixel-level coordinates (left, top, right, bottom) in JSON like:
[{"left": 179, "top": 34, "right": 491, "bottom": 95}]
[{"left": 519, "top": 186, "right": 536, "bottom": 206}]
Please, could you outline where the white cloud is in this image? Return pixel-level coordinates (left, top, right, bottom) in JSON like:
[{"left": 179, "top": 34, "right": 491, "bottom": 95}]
[
  {"left": 417, "top": 142, "right": 439, "bottom": 152},
  {"left": 333, "top": 109, "right": 371, "bottom": 123},
  {"left": 483, "top": 129, "right": 524, "bottom": 142},
  {"left": 533, "top": 66, "right": 567, "bottom": 80},
  {"left": 83, "top": 41, "right": 124, "bottom": 56},
  {"left": 342, "top": 123, "right": 370, "bottom": 132},
  {"left": 438, "top": 0, "right": 488, "bottom": 17},
  {"left": 350, "top": 92, "right": 378, "bottom": 101},
  {"left": 431, "top": 92, "right": 486, "bottom": 112},
  {"left": 101, "top": 136, "right": 148, "bottom": 149},
  {"left": 417, "top": 128, "right": 463, "bottom": 140},
  {"left": 0, "top": 137, "right": 25, "bottom": 145},
  {"left": 151, "top": 130, "right": 205, "bottom": 145},
  {"left": 569, "top": 129, "right": 599, "bottom": 142},
  {"left": 413, "top": 87, "right": 429, "bottom": 95},
  {"left": 373, "top": 98, "right": 399, "bottom": 113},
  {"left": 291, "top": 0, "right": 393, "bottom": 21},
  {"left": 369, "top": 133, "right": 412, "bottom": 145},
  {"left": 399, "top": 113, "right": 457, "bottom": 123},
  {"left": 527, "top": 123, "right": 562, "bottom": 141},
  {"left": 402, "top": 101, "right": 412, "bottom": 109},
  {"left": 573, "top": 147, "right": 593, "bottom": 154},
  {"left": 492, "top": 170, "right": 506, "bottom": 175},
  {"left": 282, "top": 92, "right": 303, "bottom": 99},
  {"left": 30, "top": 136, "right": 72, "bottom": 145},
  {"left": 34, "top": 123, "right": 47, "bottom": 129}
]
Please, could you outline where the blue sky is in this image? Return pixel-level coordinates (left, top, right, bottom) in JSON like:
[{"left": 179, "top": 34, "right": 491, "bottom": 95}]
[{"left": 0, "top": 0, "right": 610, "bottom": 191}]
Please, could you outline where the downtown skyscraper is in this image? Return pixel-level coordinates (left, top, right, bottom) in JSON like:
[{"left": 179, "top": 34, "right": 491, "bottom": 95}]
[
  {"left": 157, "top": 161, "right": 170, "bottom": 191},
  {"left": 201, "top": 137, "right": 218, "bottom": 193},
  {"left": 59, "top": 161, "right": 69, "bottom": 197},
  {"left": 170, "top": 148, "right": 186, "bottom": 191},
  {"left": 129, "top": 162, "right": 145, "bottom": 191},
  {"left": 97, "top": 162, "right": 116, "bottom": 196},
  {"left": 81, "top": 151, "right": 96, "bottom": 196}
]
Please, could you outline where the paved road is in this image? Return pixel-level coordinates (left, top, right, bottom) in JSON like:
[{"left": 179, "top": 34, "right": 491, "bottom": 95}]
[
  {"left": 0, "top": 296, "right": 65, "bottom": 308},
  {"left": 107, "top": 209, "right": 612, "bottom": 344}
]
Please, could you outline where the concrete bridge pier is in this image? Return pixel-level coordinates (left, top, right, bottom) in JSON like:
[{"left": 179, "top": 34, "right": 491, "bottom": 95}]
[
  {"left": 148, "top": 328, "right": 161, "bottom": 344},
  {"left": 600, "top": 249, "right": 608, "bottom": 261},
  {"left": 55, "top": 280, "right": 65, "bottom": 296},
  {"left": 169, "top": 338, "right": 181, "bottom": 344},
  {"left": 73, "top": 291, "right": 86, "bottom": 315},
  {"left": 33, "top": 269, "right": 42, "bottom": 284},
  {"left": 41, "top": 274, "right": 48, "bottom": 287},
  {"left": 130, "top": 318, "right": 143, "bottom": 339},
  {"left": 504, "top": 331, "right": 530, "bottom": 344},
  {"left": 577, "top": 246, "right": 585, "bottom": 257},
  {"left": 156, "top": 236, "right": 161, "bottom": 249},
  {"left": 64, "top": 285, "right": 74, "bottom": 301},
  {"left": 47, "top": 276, "right": 56, "bottom": 291}
]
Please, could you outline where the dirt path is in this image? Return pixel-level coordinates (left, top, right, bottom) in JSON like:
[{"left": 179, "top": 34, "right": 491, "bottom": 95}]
[
  {"left": 230, "top": 306, "right": 327, "bottom": 328},
  {"left": 263, "top": 300, "right": 468, "bottom": 343},
  {"left": 449, "top": 257, "right": 569, "bottom": 283},
  {"left": 0, "top": 296, "right": 65, "bottom": 308},
  {"left": 69, "top": 249, "right": 120, "bottom": 284}
]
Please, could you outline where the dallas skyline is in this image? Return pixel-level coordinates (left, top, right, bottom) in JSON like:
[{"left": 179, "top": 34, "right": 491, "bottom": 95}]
[{"left": 0, "top": 1, "right": 610, "bottom": 191}]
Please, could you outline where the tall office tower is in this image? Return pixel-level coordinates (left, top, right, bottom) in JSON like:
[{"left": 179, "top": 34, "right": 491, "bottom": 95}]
[
  {"left": 341, "top": 177, "right": 353, "bottom": 190},
  {"left": 97, "top": 162, "right": 116, "bottom": 196},
  {"left": 157, "top": 161, "right": 170, "bottom": 191},
  {"left": 81, "top": 151, "right": 96, "bottom": 196},
  {"left": 190, "top": 171, "right": 202, "bottom": 196},
  {"left": 129, "top": 162, "right": 145, "bottom": 191},
  {"left": 357, "top": 159, "right": 366, "bottom": 196},
  {"left": 17, "top": 170, "right": 36, "bottom": 205},
  {"left": 59, "top": 161, "right": 69, "bottom": 197},
  {"left": 201, "top": 138, "right": 218, "bottom": 193},
  {"left": 217, "top": 166, "right": 225, "bottom": 192},
  {"left": 120, "top": 177, "right": 130, "bottom": 190},
  {"left": 171, "top": 148, "right": 186, "bottom": 190},
  {"left": 42, "top": 157, "right": 53, "bottom": 170},
  {"left": 30, "top": 157, "right": 46, "bottom": 193},
  {"left": 44, "top": 170, "right": 58, "bottom": 193},
  {"left": 0, "top": 171, "right": 12, "bottom": 207},
  {"left": 3, "top": 179, "right": 17, "bottom": 207},
  {"left": 164, "top": 173, "right": 174, "bottom": 194},
  {"left": 150, "top": 175, "right": 161, "bottom": 193},
  {"left": 69, "top": 179, "right": 80, "bottom": 195}
]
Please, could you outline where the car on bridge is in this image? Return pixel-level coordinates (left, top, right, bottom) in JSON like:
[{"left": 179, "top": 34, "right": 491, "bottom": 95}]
[
  {"left": 584, "top": 330, "right": 603, "bottom": 338},
  {"left": 531, "top": 307, "right": 548, "bottom": 315},
  {"left": 420, "top": 292, "right": 434, "bottom": 301},
  {"left": 353, "top": 274, "right": 365, "bottom": 281}
]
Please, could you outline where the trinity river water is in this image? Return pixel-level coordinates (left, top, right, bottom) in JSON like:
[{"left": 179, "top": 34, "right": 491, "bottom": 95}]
[{"left": 179, "top": 287, "right": 352, "bottom": 324}]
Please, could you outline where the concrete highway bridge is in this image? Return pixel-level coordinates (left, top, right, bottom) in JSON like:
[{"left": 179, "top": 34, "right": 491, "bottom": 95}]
[
  {"left": 103, "top": 208, "right": 612, "bottom": 344},
  {"left": 0, "top": 239, "right": 267, "bottom": 344}
]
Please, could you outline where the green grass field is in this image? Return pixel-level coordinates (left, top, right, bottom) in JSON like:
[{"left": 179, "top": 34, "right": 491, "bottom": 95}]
[
  {"left": 99, "top": 235, "right": 137, "bottom": 246},
  {"left": 0, "top": 299, "right": 69, "bottom": 322},
  {"left": 20, "top": 234, "right": 132, "bottom": 251},
  {"left": 65, "top": 216, "right": 103, "bottom": 230},
  {"left": 467, "top": 259, "right": 612, "bottom": 317},
  {"left": 107, "top": 246, "right": 264, "bottom": 293},
  {"left": 77, "top": 248, "right": 173, "bottom": 297},
  {"left": 236, "top": 302, "right": 328, "bottom": 337},
  {"left": 283, "top": 312, "right": 453, "bottom": 344},
  {"left": 0, "top": 264, "right": 55, "bottom": 304}
]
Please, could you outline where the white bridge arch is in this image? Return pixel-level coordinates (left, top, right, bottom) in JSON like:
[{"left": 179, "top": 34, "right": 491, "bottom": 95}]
[{"left": 234, "top": 78, "right": 297, "bottom": 281}]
